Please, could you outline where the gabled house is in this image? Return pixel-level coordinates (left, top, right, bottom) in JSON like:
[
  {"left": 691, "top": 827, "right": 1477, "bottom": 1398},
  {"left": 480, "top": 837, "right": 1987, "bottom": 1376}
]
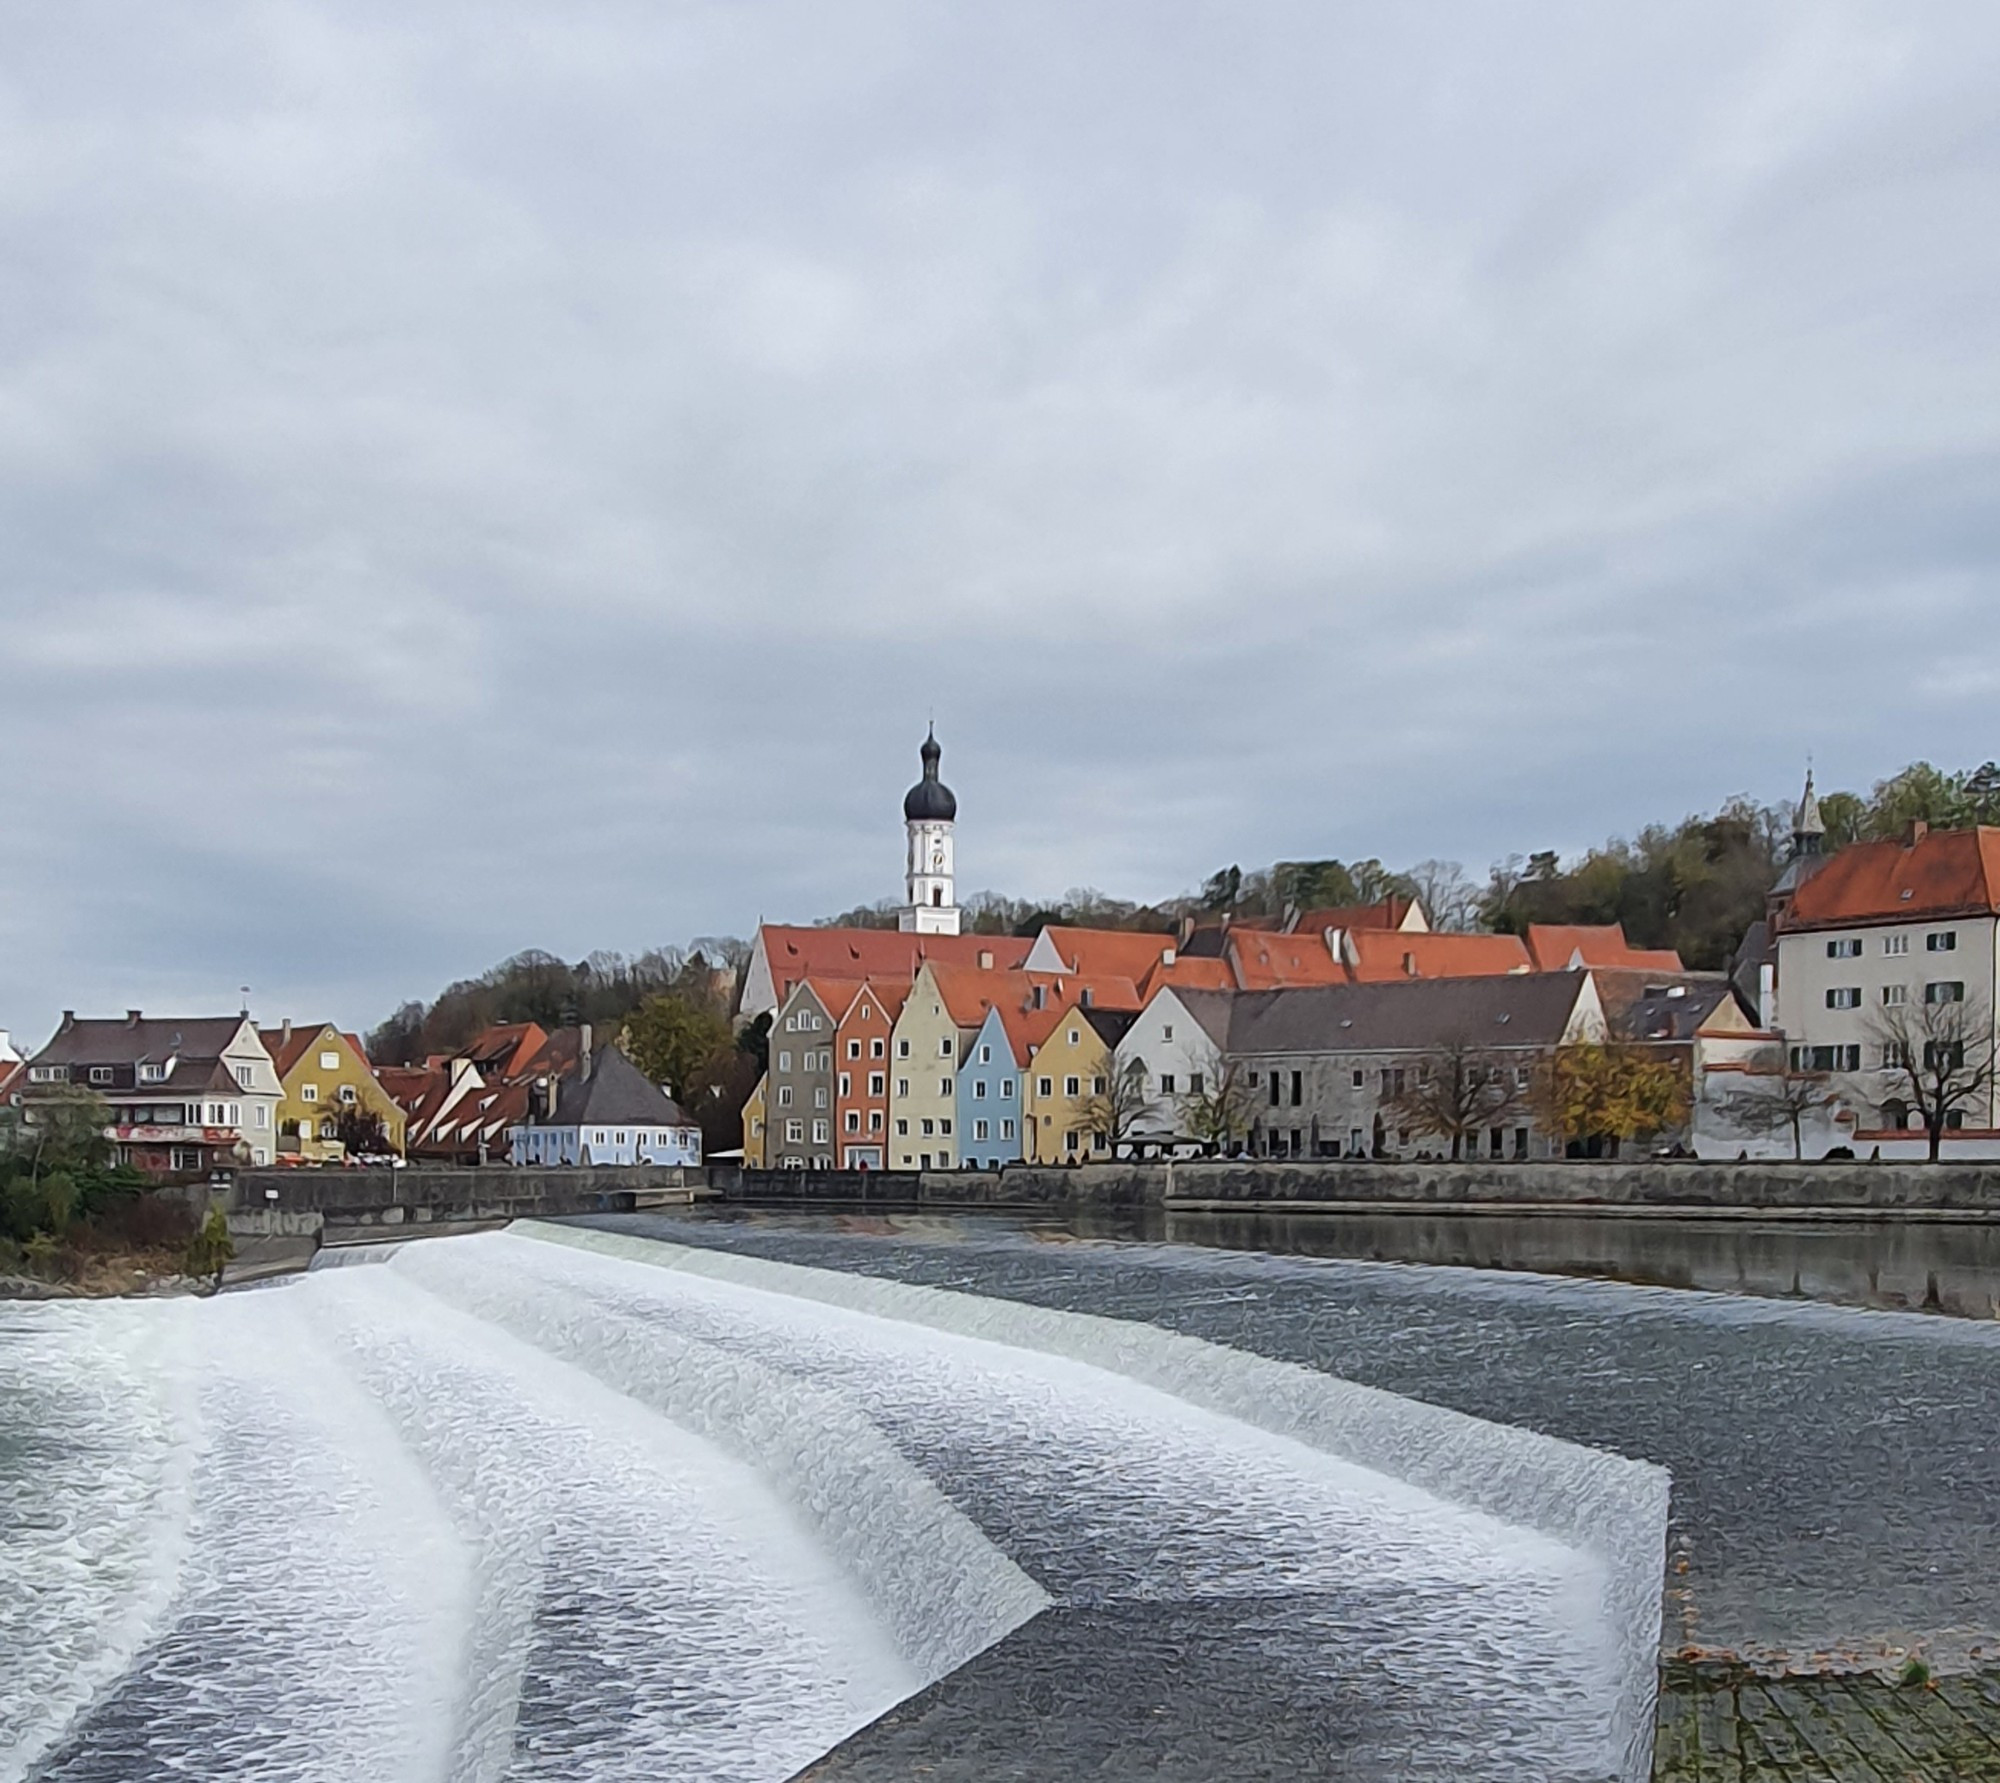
[
  {"left": 1115, "top": 986, "right": 1240, "bottom": 1154},
  {"left": 259, "top": 1022, "right": 407, "bottom": 1161},
  {"left": 739, "top": 1074, "right": 768, "bottom": 1167},
  {"left": 509, "top": 1047, "right": 701, "bottom": 1167},
  {"left": 833, "top": 980, "right": 908, "bottom": 1170},
  {"left": 1526, "top": 924, "right": 1685, "bottom": 973},
  {"left": 740, "top": 926, "right": 1035, "bottom": 1019},
  {"left": 1022, "top": 998, "right": 1137, "bottom": 1163},
  {"left": 18, "top": 1012, "right": 283, "bottom": 1174},
  {"left": 767, "top": 980, "right": 849, "bottom": 1168}
]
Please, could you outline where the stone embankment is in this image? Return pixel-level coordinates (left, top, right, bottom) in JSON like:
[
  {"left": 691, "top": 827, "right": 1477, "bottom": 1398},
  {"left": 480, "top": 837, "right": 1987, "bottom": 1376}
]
[{"left": 724, "top": 1158, "right": 2000, "bottom": 1219}]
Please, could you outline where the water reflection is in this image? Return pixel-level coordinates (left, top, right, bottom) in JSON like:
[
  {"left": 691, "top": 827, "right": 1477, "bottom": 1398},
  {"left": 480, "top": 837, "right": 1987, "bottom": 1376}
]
[{"left": 1162, "top": 1210, "right": 2000, "bottom": 1320}]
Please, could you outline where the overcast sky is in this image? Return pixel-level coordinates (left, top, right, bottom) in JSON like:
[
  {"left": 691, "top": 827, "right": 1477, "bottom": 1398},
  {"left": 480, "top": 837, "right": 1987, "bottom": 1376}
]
[{"left": 4, "top": 2, "right": 1999, "bottom": 1044}]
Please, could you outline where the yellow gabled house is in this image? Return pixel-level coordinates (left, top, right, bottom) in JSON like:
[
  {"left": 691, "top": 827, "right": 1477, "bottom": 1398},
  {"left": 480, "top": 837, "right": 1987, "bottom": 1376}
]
[
  {"left": 1023, "top": 999, "right": 1133, "bottom": 1163},
  {"left": 740, "top": 1073, "right": 768, "bottom": 1168},
  {"left": 888, "top": 962, "right": 966, "bottom": 1170},
  {"left": 259, "top": 1022, "right": 407, "bottom": 1161}
]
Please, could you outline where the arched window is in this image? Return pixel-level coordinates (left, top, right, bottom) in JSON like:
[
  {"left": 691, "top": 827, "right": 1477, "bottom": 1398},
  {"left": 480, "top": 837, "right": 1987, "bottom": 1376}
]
[
  {"left": 932, "top": 886, "right": 943, "bottom": 905},
  {"left": 1881, "top": 1098, "right": 1910, "bottom": 1130}
]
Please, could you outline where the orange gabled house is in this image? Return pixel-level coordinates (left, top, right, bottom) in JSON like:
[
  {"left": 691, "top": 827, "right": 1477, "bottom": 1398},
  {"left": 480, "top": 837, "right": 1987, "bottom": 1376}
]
[
  {"left": 833, "top": 980, "right": 909, "bottom": 1169},
  {"left": 1526, "top": 924, "right": 1684, "bottom": 973}
]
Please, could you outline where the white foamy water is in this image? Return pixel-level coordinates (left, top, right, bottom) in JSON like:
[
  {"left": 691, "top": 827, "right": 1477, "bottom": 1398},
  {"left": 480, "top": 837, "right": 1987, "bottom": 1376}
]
[{"left": 1, "top": 1227, "right": 1667, "bottom": 1783}]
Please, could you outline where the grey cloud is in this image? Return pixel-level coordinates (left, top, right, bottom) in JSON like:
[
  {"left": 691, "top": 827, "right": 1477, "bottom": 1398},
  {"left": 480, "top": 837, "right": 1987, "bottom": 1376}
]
[{"left": 4, "top": 1, "right": 2000, "bottom": 1041}]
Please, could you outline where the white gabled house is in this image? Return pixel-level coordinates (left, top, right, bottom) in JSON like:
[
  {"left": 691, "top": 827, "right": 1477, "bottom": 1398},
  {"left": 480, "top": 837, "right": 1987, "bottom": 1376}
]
[{"left": 509, "top": 1047, "right": 702, "bottom": 1168}]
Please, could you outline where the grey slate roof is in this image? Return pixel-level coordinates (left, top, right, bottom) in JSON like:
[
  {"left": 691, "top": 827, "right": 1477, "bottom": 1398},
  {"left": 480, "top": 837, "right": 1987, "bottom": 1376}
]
[
  {"left": 1217, "top": 972, "right": 1589, "bottom": 1056},
  {"left": 28, "top": 1015, "right": 250, "bottom": 1093},
  {"left": 548, "top": 1046, "right": 692, "bottom": 1128},
  {"left": 1593, "top": 970, "right": 1742, "bottom": 1044},
  {"left": 1168, "top": 988, "right": 1238, "bottom": 1051}
]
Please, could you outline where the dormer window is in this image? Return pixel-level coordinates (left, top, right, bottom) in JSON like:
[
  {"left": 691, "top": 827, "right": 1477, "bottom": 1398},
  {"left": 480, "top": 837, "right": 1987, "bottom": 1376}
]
[{"left": 138, "top": 1059, "right": 171, "bottom": 1084}]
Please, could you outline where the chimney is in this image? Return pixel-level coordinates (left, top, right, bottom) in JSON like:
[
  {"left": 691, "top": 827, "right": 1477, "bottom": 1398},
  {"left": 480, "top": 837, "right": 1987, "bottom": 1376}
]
[
  {"left": 1161, "top": 946, "right": 1177, "bottom": 967},
  {"left": 1904, "top": 820, "right": 1929, "bottom": 847},
  {"left": 1032, "top": 984, "right": 1046, "bottom": 1010},
  {"left": 978, "top": 949, "right": 994, "bottom": 970},
  {"left": 126, "top": 1009, "right": 142, "bottom": 1026},
  {"left": 1081, "top": 987, "right": 1094, "bottom": 1010},
  {"left": 280, "top": 1019, "right": 292, "bottom": 1045}
]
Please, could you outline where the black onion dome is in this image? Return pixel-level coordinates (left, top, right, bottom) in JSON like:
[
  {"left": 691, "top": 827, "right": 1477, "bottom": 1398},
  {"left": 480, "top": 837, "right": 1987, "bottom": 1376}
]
[{"left": 903, "top": 727, "right": 957, "bottom": 821}]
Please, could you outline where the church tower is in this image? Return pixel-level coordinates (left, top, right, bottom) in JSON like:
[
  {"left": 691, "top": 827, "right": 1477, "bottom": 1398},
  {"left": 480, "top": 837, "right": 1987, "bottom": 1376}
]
[{"left": 899, "top": 726, "right": 960, "bottom": 935}]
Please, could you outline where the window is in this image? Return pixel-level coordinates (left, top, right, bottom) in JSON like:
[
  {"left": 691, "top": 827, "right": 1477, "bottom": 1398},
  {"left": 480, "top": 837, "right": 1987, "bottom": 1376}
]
[
  {"left": 869, "top": 1110, "right": 883, "bottom": 1130},
  {"left": 896, "top": 1077, "right": 910, "bottom": 1097},
  {"left": 786, "top": 1119, "right": 803, "bottom": 1143},
  {"left": 1928, "top": 931, "right": 1958, "bottom": 952},
  {"left": 88, "top": 1066, "right": 113, "bottom": 1085},
  {"left": 1269, "top": 1073, "right": 1281, "bottom": 1106},
  {"left": 1513, "top": 1127, "right": 1529, "bottom": 1159},
  {"left": 939, "top": 1077, "right": 952, "bottom": 1096},
  {"left": 1160, "top": 1074, "right": 1176, "bottom": 1095},
  {"left": 1290, "top": 1069, "right": 1303, "bottom": 1106},
  {"left": 1162, "top": 1024, "right": 1175, "bottom": 1042},
  {"left": 897, "top": 1039, "right": 910, "bottom": 1058},
  {"left": 1826, "top": 938, "right": 1861, "bottom": 958},
  {"left": 1925, "top": 981, "right": 1966, "bottom": 1004},
  {"left": 1092, "top": 1075, "right": 1106, "bottom": 1095},
  {"left": 972, "top": 1118, "right": 989, "bottom": 1140},
  {"left": 1001, "top": 1078, "right": 1015, "bottom": 1098},
  {"left": 1882, "top": 984, "right": 1908, "bottom": 1006},
  {"left": 921, "top": 1118, "right": 934, "bottom": 1135},
  {"left": 1351, "top": 1069, "right": 1364, "bottom": 1088},
  {"left": 28, "top": 1065, "right": 68, "bottom": 1084},
  {"left": 812, "top": 1119, "right": 829, "bottom": 1143},
  {"left": 1188, "top": 1071, "right": 1204, "bottom": 1094},
  {"left": 1067, "top": 1028, "right": 1080, "bottom": 1047},
  {"left": 254, "top": 1105, "right": 270, "bottom": 1128},
  {"left": 869, "top": 1072, "right": 885, "bottom": 1095},
  {"left": 871, "top": 1038, "right": 885, "bottom": 1058},
  {"left": 813, "top": 1086, "right": 827, "bottom": 1108},
  {"left": 777, "top": 1085, "right": 792, "bottom": 1106},
  {"left": 979, "top": 1044, "right": 991, "bottom": 1064},
  {"left": 319, "top": 1050, "right": 340, "bottom": 1070},
  {"left": 338, "top": 1085, "right": 356, "bottom": 1103},
  {"left": 1038, "top": 1076, "right": 1053, "bottom": 1097},
  {"left": 1926, "top": 1040, "right": 1968, "bottom": 1072},
  {"left": 896, "top": 1118, "right": 909, "bottom": 1136},
  {"left": 301, "top": 1083, "right": 318, "bottom": 1102},
  {"left": 940, "top": 1037, "right": 953, "bottom": 1058},
  {"left": 1490, "top": 1128, "right": 1505, "bottom": 1158},
  {"left": 973, "top": 1079, "right": 987, "bottom": 1099},
  {"left": 838, "top": 1073, "right": 850, "bottom": 1097},
  {"left": 940, "top": 1119, "right": 952, "bottom": 1135},
  {"left": 1064, "top": 1075, "right": 1080, "bottom": 1097},
  {"left": 1791, "top": 1044, "right": 1861, "bottom": 1072},
  {"left": 1826, "top": 987, "right": 1862, "bottom": 1009},
  {"left": 137, "top": 1063, "right": 165, "bottom": 1084},
  {"left": 920, "top": 1152, "right": 933, "bottom": 1169},
  {"left": 1001, "top": 1119, "right": 1016, "bottom": 1139},
  {"left": 778, "top": 1050, "right": 793, "bottom": 1072},
  {"left": 845, "top": 1111, "right": 860, "bottom": 1132},
  {"left": 1880, "top": 1041, "right": 1912, "bottom": 1070},
  {"left": 847, "top": 1039, "right": 861, "bottom": 1059},
  {"left": 1064, "top": 1129, "right": 1080, "bottom": 1154},
  {"left": 1884, "top": 934, "right": 1909, "bottom": 955}
]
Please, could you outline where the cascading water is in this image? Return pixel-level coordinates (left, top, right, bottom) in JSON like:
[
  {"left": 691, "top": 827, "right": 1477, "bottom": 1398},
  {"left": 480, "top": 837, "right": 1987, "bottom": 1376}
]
[{"left": 2, "top": 1227, "right": 1667, "bottom": 1782}]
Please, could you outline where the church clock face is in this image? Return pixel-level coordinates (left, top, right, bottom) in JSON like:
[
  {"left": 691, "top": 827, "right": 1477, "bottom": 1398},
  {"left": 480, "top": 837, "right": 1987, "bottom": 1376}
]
[{"left": 931, "top": 840, "right": 947, "bottom": 870}]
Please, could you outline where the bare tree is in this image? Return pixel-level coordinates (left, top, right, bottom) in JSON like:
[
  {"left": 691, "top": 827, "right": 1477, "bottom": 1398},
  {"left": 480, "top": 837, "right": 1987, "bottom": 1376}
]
[
  {"left": 1403, "top": 860, "right": 1480, "bottom": 933},
  {"left": 1385, "top": 1035, "right": 1531, "bottom": 1160},
  {"left": 1176, "top": 1047, "right": 1256, "bottom": 1154},
  {"left": 1081, "top": 1056, "right": 1153, "bottom": 1157},
  {"left": 1711, "top": 1064, "right": 1842, "bottom": 1161},
  {"left": 1867, "top": 994, "right": 1998, "bottom": 1162}
]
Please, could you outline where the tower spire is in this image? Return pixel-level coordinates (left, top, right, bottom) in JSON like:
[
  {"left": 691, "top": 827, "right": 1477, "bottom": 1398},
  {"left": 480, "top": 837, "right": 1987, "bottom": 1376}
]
[{"left": 1793, "top": 765, "right": 1825, "bottom": 858}]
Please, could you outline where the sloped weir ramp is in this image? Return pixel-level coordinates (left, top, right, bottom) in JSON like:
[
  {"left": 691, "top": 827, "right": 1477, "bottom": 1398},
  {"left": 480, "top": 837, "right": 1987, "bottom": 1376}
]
[{"left": 2, "top": 1226, "right": 1667, "bottom": 1783}]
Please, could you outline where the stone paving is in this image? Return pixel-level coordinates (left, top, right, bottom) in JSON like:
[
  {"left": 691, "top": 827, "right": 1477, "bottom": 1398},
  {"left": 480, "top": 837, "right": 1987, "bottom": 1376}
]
[{"left": 1654, "top": 1664, "right": 2000, "bottom": 1780}]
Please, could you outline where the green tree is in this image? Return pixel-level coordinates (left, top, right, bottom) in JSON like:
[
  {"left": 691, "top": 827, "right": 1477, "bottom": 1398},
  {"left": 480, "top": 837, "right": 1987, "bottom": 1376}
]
[
  {"left": 622, "top": 993, "right": 734, "bottom": 1100},
  {"left": 183, "top": 1204, "right": 235, "bottom": 1294}
]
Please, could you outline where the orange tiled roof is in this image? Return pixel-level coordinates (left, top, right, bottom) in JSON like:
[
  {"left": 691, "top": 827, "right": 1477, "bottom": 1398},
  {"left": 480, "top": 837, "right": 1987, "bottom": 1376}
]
[
  {"left": 257, "top": 1024, "right": 328, "bottom": 1078},
  {"left": 1345, "top": 930, "right": 1532, "bottom": 983},
  {"left": 835, "top": 979, "right": 911, "bottom": 1026},
  {"left": 1142, "top": 954, "right": 1238, "bottom": 995},
  {"left": 1228, "top": 930, "right": 1350, "bottom": 990},
  {"left": 1526, "top": 924, "right": 1684, "bottom": 973},
  {"left": 1787, "top": 827, "right": 2000, "bottom": 929},
  {"left": 1033, "top": 926, "right": 1182, "bottom": 983},
  {"left": 930, "top": 966, "right": 1038, "bottom": 1029}
]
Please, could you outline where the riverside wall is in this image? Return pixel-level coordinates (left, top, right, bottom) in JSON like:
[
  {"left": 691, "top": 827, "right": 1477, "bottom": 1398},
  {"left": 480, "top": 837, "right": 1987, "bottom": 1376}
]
[
  {"left": 226, "top": 1165, "right": 706, "bottom": 1238},
  {"left": 722, "top": 1159, "right": 2000, "bottom": 1218}
]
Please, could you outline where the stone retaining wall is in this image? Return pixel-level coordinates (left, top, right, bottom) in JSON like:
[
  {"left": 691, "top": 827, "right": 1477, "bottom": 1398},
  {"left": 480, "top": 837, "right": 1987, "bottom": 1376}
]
[{"left": 725, "top": 1159, "right": 2000, "bottom": 1216}]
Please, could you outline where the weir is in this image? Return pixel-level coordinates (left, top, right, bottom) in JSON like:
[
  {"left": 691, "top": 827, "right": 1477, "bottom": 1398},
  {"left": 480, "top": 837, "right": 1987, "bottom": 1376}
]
[{"left": 4, "top": 1228, "right": 1669, "bottom": 1783}]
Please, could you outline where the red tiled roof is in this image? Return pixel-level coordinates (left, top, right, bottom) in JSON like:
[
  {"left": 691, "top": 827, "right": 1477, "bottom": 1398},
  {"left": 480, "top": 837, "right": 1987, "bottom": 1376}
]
[
  {"left": 1142, "top": 954, "right": 1238, "bottom": 995},
  {"left": 763, "top": 926, "right": 1033, "bottom": 999},
  {"left": 1292, "top": 898, "right": 1416, "bottom": 934},
  {"left": 1526, "top": 925, "right": 1684, "bottom": 973},
  {"left": 1345, "top": 930, "right": 1533, "bottom": 983},
  {"left": 1228, "top": 931, "right": 1351, "bottom": 990},
  {"left": 1787, "top": 827, "right": 2000, "bottom": 929}
]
